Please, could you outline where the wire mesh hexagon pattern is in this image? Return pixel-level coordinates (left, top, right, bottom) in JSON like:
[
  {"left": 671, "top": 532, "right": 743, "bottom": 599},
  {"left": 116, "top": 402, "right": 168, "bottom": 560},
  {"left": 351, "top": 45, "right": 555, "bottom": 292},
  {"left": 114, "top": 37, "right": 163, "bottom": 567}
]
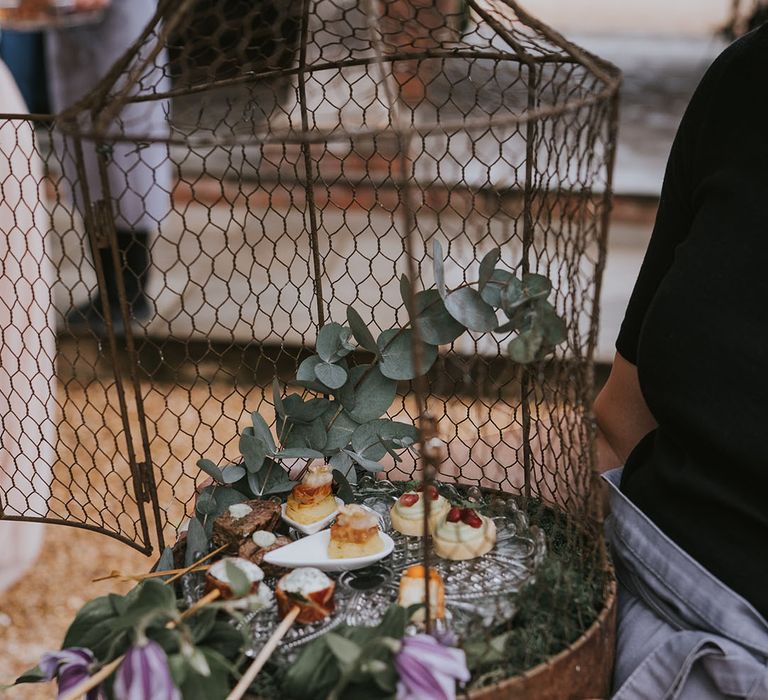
[{"left": 0, "top": 0, "right": 619, "bottom": 617}]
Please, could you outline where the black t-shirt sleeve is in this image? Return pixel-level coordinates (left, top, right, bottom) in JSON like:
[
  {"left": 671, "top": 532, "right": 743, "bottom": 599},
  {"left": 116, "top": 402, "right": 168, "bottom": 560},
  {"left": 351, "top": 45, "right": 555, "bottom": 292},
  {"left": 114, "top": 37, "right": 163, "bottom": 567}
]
[{"left": 615, "top": 42, "right": 740, "bottom": 364}]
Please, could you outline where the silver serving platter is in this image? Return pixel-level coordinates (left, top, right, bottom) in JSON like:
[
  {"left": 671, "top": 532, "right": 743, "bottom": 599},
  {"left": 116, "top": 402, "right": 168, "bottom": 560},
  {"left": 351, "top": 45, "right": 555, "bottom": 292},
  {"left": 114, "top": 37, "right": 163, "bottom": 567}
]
[{"left": 189, "top": 478, "right": 546, "bottom": 659}]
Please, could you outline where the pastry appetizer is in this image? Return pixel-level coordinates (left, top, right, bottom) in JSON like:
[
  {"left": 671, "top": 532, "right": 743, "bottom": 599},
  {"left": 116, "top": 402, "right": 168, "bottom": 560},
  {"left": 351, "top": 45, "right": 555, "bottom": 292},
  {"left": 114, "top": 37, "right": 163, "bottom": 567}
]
[
  {"left": 211, "top": 499, "right": 281, "bottom": 553},
  {"left": 390, "top": 484, "right": 450, "bottom": 537},
  {"left": 285, "top": 464, "right": 338, "bottom": 525},
  {"left": 398, "top": 564, "right": 445, "bottom": 622},
  {"left": 432, "top": 506, "right": 496, "bottom": 561},
  {"left": 204, "top": 557, "right": 264, "bottom": 599},
  {"left": 238, "top": 529, "right": 292, "bottom": 577},
  {"left": 328, "top": 504, "right": 384, "bottom": 559},
  {"left": 275, "top": 567, "right": 336, "bottom": 624}
]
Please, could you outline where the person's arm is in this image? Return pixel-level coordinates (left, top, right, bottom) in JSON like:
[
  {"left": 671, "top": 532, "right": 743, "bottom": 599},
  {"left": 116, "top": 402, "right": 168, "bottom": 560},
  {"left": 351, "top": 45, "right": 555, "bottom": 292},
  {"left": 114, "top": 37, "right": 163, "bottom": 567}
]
[{"left": 593, "top": 352, "right": 657, "bottom": 472}]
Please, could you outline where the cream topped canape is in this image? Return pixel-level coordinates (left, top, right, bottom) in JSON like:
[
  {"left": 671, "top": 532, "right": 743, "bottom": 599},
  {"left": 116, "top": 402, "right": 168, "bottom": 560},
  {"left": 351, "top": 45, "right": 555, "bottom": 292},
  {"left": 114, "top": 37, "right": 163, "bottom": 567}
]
[
  {"left": 432, "top": 506, "right": 496, "bottom": 561},
  {"left": 390, "top": 484, "right": 450, "bottom": 537}
]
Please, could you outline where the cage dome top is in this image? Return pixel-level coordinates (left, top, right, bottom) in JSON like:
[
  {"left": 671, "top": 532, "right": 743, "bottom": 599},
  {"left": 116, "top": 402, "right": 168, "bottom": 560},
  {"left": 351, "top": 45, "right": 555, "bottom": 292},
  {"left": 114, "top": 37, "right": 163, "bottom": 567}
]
[{"left": 60, "top": 0, "right": 620, "bottom": 146}]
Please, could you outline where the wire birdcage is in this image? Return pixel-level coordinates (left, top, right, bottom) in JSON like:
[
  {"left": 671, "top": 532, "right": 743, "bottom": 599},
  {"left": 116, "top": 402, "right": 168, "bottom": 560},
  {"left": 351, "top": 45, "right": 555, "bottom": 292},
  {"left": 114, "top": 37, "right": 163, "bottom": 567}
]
[{"left": 0, "top": 0, "right": 620, "bottom": 690}]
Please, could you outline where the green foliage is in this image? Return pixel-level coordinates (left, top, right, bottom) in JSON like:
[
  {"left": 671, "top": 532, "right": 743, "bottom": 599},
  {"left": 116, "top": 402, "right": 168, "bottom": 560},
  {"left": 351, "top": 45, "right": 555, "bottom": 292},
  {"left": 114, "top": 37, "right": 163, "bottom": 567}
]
[
  {"left": 194, "top": 243, "right": 566, "bottom": 512},
  {"left": 282, "top": 605, "right": 410, "bottom": 700}
]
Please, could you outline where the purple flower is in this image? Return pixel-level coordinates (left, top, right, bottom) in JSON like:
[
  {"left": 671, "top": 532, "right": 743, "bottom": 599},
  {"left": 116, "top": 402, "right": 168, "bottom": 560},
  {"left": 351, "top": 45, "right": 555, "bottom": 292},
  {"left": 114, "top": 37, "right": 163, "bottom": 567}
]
[
  {"left": 394, "top": 633, "right": 470, "bottom": 700},
  {"left": 39, "top": 647, "right": 104, "bottom": 700},
  {"left": 114, "top": 640, "right": 181, "bottom": 700}
]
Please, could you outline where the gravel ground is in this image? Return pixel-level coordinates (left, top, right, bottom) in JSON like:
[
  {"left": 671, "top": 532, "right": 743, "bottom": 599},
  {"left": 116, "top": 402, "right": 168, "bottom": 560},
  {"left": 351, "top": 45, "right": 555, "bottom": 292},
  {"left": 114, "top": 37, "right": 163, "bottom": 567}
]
[{"left": 0, "top": 525, "right": 149, "bottom": 698}]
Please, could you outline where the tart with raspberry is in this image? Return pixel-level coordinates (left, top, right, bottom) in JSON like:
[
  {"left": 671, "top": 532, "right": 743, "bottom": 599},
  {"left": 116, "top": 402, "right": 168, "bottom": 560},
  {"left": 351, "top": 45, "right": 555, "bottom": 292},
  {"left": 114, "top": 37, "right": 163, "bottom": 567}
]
[
  {"left": 390, "top": 483, "right": 450, "bottom": 537},
  {"left": 432, "top": 506, "right": 496, "bottom": 560}
]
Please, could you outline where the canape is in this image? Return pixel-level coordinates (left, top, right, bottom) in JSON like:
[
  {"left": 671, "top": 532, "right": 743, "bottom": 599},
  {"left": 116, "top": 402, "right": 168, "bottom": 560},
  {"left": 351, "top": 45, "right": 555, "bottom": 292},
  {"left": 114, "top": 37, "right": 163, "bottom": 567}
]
[
  {"left": 432, "top": 506, "right": 496, "bottom": 561},
  {"left": 398, "top": 564, "right": 445, "bottom": 622},
  {"left": 328, "top": 504, "right": 384, "bottom": 559},
  {"left": 211, "top": 499, "right": 281, "bottom": 553},
  {"left": 204, "top": 557, "right": 264, "bottom": 599},
  {"left": 275, "top": 567, "right": 336, "bottom": 624},
  {"left": 285, "top": 464, "right": 338, "bottom": 525},
  {"left": 390, "top": 484, "right": 450, "bottom": 537}
]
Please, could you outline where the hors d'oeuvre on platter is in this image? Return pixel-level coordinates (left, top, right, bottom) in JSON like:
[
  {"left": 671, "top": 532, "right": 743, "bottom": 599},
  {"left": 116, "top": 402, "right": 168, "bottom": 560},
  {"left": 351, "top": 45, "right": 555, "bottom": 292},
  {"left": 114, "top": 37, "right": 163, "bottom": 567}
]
[
  {"left": 389, "top": 483, "right": 450, "bottom": 537},
  {"left": 398, "top": 564, "right": 445, "bottom": 623},
  {"left": 212, "top": 500, "right": 281, "bottom": 553},
  {"left": 275, "top": 567, "right": 336, "bottom": 624},
  {"left": 238, "top": 529, "right": 292, "bottom": 577},
  {"left": 328, "top": 504, "right": 385, "bottom": 559},
  {"left": 204, "top": 557, "right": 265, "bottom": 599},
  {"left": 432, "top": 506, "right": 496, "bottom": 561},
  {"left": 282, "top": 465, "right": 342, "bottom": 534}
]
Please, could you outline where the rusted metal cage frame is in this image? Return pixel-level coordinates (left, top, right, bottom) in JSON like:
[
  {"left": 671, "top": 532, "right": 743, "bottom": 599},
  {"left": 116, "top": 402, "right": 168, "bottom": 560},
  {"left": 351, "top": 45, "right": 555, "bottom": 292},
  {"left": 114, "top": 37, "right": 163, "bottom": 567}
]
[{"left": 0, "top": 0, "right": 621, "bottom": 566}]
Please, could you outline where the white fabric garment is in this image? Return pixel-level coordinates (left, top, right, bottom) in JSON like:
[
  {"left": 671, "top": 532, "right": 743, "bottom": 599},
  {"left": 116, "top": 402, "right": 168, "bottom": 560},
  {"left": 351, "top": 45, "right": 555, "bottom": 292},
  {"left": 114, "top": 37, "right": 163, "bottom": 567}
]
[{"left": 0, "top": 60, "right": 57, "bottom": 593}]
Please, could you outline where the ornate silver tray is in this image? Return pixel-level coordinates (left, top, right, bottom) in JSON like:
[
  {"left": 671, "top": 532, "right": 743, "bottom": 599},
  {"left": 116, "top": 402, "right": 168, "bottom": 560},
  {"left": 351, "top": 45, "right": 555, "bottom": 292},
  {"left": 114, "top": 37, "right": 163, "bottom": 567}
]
[{"left": 188, "top": 478, "right": 546, "bottom": 658}]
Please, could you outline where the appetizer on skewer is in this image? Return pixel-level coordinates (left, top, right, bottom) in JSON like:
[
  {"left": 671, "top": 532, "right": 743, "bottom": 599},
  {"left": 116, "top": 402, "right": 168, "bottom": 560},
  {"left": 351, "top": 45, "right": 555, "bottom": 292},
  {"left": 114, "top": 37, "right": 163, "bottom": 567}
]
[
  {"left": 390, "top": 483, "right": 450, "bottom": 537},
  {"left": 285, "top": 464, "right": 338, "bottom": 525},
  {"left": 432, "top": 506, "right": 496, "bottom": 561},
  {"left": 398, "top": 564, "right": 445, "bottom": 623},
  {"left": 212, "top": 500, "right": 281, "bottom": 554},
  {"left": 328, "top": 504, "right": 384, "bottom": 559},
  {"left": 204, "top": 557, "right": 265, "bottom": 599},
  {"left": 275, "top": 567, "right": 336, "bottom": 624}
]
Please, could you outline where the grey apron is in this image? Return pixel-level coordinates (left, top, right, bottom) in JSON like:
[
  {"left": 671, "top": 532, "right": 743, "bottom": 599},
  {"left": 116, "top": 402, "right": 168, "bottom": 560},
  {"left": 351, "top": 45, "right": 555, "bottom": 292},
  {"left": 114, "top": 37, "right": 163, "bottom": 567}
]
[
  {"left": 46, "top": 0, "right": 171, "bottom": 232},
  {"left": 603, "top": 468, "right": 768, "bottom": 699}
]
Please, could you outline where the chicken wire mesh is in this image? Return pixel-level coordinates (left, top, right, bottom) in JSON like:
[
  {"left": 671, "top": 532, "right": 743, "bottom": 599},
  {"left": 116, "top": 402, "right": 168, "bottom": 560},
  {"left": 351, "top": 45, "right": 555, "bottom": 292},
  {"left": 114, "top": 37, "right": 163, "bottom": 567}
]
[{"left": 0, "top": 0, "right": 620, "bottom": 685}]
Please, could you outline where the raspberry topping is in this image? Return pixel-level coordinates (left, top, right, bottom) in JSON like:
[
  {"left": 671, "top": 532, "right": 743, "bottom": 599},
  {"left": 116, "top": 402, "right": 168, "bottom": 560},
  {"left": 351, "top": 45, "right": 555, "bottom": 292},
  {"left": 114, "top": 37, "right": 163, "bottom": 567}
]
[
  {"left": 399, "top": 493, "right": 419, "bottom": 507},
  {"left": 461, "top": 509, "right": 483, "bottom": 529},
  {"left": 416, "top": 483, "right": 439, "bottom": 500},
  {"left": 446, "top": 506, "right": 462, "bottom": 523}
]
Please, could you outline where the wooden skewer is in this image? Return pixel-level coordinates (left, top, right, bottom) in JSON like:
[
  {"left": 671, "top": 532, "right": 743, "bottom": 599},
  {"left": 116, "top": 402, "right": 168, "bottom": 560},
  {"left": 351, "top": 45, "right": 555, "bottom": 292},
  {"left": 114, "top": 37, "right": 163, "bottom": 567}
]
[
  {"left": 91, "top": 565, "right": 210, "bottom": 583},
  {"left": 225, "top": 607, "right": 300, "bottom": 700},
  {"left": 61, "top": 546, "right": 230, "bottom": 700},
  {"left": 60, "top": 589, "right": 223, "bottom": 700}
]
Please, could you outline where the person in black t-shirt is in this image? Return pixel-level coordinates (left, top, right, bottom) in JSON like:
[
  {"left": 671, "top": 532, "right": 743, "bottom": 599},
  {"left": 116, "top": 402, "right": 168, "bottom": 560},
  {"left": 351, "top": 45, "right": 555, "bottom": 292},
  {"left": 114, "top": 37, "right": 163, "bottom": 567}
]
[{"left": 593, "top": 24, "right": 768, "bottom": 698}]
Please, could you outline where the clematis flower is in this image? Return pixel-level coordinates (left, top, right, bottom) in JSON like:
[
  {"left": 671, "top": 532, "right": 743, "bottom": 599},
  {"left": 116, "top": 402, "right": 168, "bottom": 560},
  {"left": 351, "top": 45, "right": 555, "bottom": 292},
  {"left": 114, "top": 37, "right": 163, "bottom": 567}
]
[
  {"left": 114, "top": 640, "right": 181, "bottom": 700},
  {"left": 39, "top": 647, "right": 104, "bottom": 700},
  {"left": 393, "top": 633, "right": 470, "bottom": 700}
]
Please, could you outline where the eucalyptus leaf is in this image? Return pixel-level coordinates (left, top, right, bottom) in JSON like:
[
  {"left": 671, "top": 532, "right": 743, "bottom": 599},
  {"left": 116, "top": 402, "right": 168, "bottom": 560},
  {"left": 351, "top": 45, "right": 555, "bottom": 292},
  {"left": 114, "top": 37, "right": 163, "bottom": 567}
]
[
  {"left": 283, "top": 416, "right": 328, "bottom": 452},
  {"left": 351, "top": 420, "right": 417, "bottom": 461},
  {"left": 62, "top": 595, "right": 120, "bottom": 650},
  {"left": 377, "top": 329, "right": 438, "bottom": 380},
  {"left": 324, "top": 404, "right": 359, "bottom": 452},
  {"left": 221, "top": 465, "right": 246, "bottom": 484},
  {"left": 317, "top": 322, "right": 354, "bottom": 363},
  {"left": 500, "top": 275, "right": 525, "bottom": 313},
  {"left": 537, "top": 300, "right": 568, "bottom": 345},
  {"left": 346, "top": 307, "right": 378, "bottom": 355},
  {"left": 248, "top": 458, "right": 295, "bottom": 495},
  {"left": 155, "top": 546, "right": 175, "bottom": 582},
  {"left": 273, "top": 447, "right": 324, "bottom": 459},
  {"left": 14, "top": 665, "right": 45, "bottom": 685},
  {"left": 332, "top": 467, "right": 356, "bottom": 499},
  {"left": 399, "top": 273, "right": 412, "bottom": 310},
  {"left": 478, "top": 247, "right": 501, "bottom": 291},
  {"left": 224, "top": 560, "right": 251, "bottom": 598},
  {"left": 508, "top": 326, "right": 544, "bottom": 364},
  {"left": 196, "top": 458, "right": 223, "bottom": 484},
  {"left": 329, "top": 450, "right": 354, "bottom": 477},
  {"left": 339, "top": 364, "right": 397, "bottom": 423},
  {"left": 250, "top": 412, "right": 276, "bottom": 452},
  {"left": 480, "top": 268, "right": 514, "bottom": 307},
  {"left": 415, "top": 289, "right": 465, "bottom": 345},
  {"left": 343, "top": 449, "right": 384, "bottom": 473},
  {"left": 239, "top": 432, "right": 267, "bottom": 473},
  {"left": 314, "top": 361, "right": 348, "bottom": 389},
  {"left": 185, "top": 517, "right": 209, "bottom": 567},
  {"left": 433, "top": 239, "right": 446, "bottom": 298},
  {"left": 444, "top": 287, "right": 498, "bottom": 332},
  {"left": 195, "top": 490, "right": 218, "bottom": 515},
  {"left": 285, "top": 396, "right": 331, "bottom": 424},
  {"left": 272, "top": 378, "right": 285, "bottom": 417},
  {"left": 522, "top": 272, "right": 552, "bottom": 301}
]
